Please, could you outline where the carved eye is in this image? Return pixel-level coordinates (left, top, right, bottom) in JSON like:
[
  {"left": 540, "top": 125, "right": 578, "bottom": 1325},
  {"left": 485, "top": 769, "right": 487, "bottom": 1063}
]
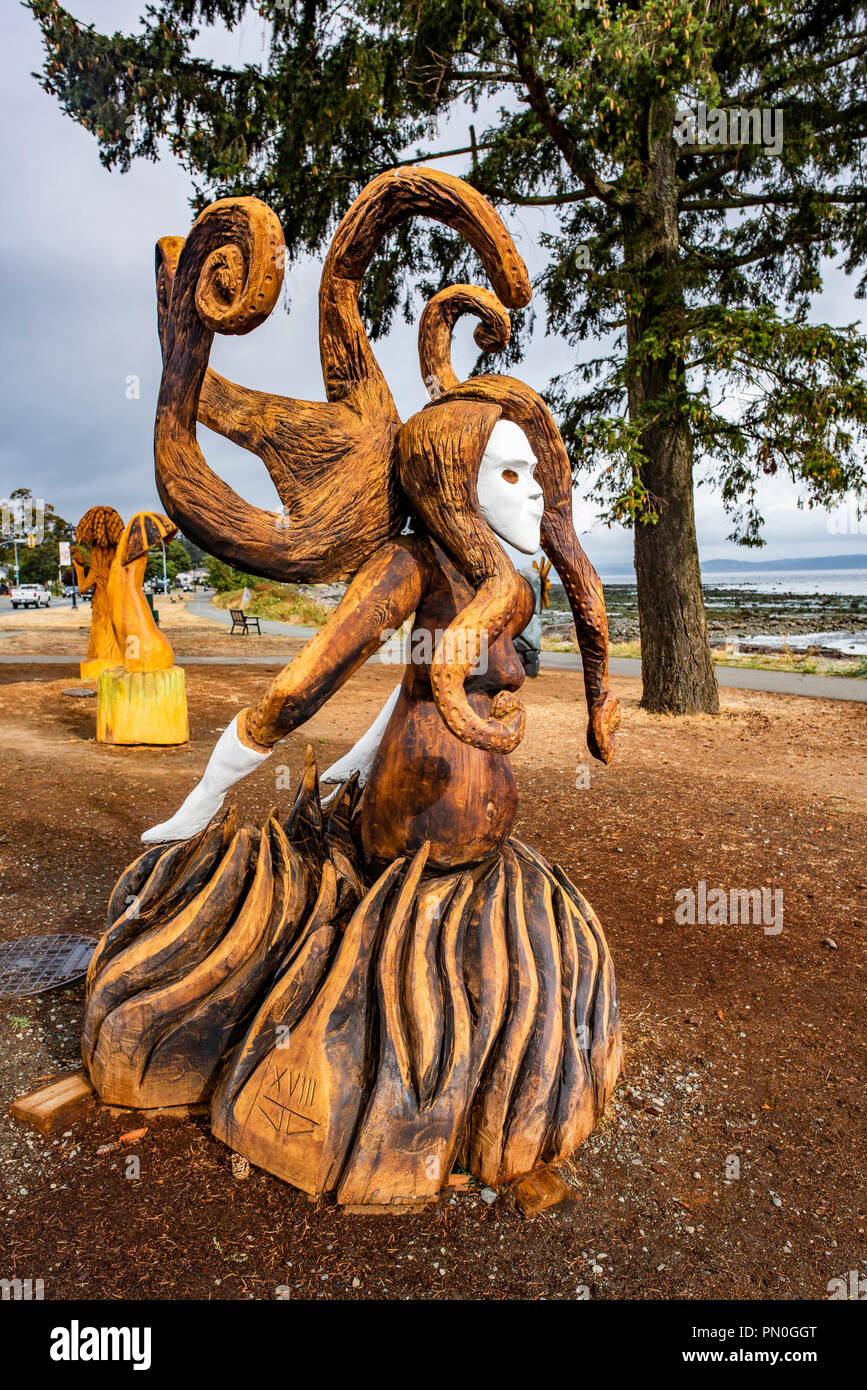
[{"left": 502, "top": 468, "right": 519, "bottom": 484}]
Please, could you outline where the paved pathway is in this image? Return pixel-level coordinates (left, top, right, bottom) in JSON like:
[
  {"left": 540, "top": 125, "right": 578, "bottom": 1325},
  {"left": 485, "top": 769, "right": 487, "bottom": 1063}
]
[
  {"left": 2, "top": 600, "right": 864, "bottom": 702},
  {"left": 541, "top": 650, "right": 867, "bottom": 702},
  {"left": 190, "top": 602, "right": 867, "bottom": 701},
  {"left": 186, "top": 599, "right": 314, "bottom": 639}
]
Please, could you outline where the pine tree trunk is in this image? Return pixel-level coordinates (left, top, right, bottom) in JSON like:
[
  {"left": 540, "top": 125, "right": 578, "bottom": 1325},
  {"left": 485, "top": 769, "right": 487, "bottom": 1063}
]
[
  {"left": 621, "top": 130, "right": 719, "bottom": 715},
  {"left": 633, "top": 412, "right": 719, "bottom": 714}
]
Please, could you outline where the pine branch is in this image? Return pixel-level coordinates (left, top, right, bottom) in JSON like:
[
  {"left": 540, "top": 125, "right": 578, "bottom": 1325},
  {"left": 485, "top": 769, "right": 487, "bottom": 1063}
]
[
  {"left": 483, "top": 0, "right": 628, "bottom": 208},
  {"left": 681, "top": 191, "right": 867, "bottom": 210},
  {"left": 729, "top": 34, "right": 867, "bottom": 105}
]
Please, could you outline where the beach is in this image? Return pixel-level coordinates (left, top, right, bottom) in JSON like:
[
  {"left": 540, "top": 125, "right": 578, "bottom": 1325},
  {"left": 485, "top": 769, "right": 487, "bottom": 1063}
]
[{"left": 545, "top": 569, "right": 867, "bottom": 661}]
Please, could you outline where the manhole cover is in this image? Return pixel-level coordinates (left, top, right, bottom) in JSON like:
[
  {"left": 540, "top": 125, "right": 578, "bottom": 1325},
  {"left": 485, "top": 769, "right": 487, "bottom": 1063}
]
[{"left": 0, "top": 935, "right": 97, "bottom": 997}]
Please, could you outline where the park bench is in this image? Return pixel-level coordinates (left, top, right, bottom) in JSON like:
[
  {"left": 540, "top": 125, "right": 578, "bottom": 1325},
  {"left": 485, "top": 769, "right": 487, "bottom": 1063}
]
[{"left": 230, "top": 608, "right": 261, "bottom": 636}]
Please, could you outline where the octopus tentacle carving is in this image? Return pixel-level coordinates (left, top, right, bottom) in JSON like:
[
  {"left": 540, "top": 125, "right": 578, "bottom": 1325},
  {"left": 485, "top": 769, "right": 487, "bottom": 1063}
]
[
  {"left": 417, "top": 369, "right": 621, "bottom": 762},
  {"left": 77, "top": 167, "right": 625, "bottom": 1208},
  {"left": 418, "top": 283, "right": 512, "bottom": 399},
  {"left": 154, "top": 168, "right": 531, "bottom": 589}
]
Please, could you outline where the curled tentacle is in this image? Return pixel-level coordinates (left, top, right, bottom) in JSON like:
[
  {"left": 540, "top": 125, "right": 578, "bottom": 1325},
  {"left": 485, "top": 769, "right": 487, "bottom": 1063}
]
[
  {"left": 155, "top": 169, "right": 531, "bottom": 584},
  {"left": 154, "top": 197, "right": 299, "bottom": 579},
  {"left": 320, "top": 167, "right": 530, "bottom": 402},
  {"left": 431, "top": 614, "right": 527, "bottom": 753},
  {"left": 180, "top": 197, "right": 284, "bottom": 340},
  {"left": 418, "top": 284, "right": 512, "bottom": 400},
  {"left": 155, "top": 236, "right": 185, "bottom": 361}
]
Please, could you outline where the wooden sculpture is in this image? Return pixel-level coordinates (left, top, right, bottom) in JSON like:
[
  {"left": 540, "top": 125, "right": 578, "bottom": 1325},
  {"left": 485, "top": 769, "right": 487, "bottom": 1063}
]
[
  {"left": 85, "top": 509, "right": 188, "bottom": 745},
  {"left": 73, "top": 506, "right": 125, "bottom": 678},
  {"left": 82, "top": 167, "right": 623, "bottom": 1206},
  {"left": 534, "top": 557, "right": 553, "bottom": 610}
]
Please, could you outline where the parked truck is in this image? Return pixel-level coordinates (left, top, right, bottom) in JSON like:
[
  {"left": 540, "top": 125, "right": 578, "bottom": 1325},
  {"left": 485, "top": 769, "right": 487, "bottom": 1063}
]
[{"left": 10, "top": 583, "right": 51, "bottom": 609}]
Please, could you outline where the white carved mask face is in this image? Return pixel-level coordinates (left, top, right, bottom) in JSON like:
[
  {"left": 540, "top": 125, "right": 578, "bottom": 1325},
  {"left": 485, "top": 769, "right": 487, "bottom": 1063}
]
[{"left": 476, "top": 420, "right": 544, "bottom": 555}]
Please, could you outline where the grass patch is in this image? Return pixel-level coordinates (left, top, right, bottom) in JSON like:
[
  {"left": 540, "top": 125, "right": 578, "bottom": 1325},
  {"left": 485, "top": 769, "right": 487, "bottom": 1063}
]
[
  {"left": 711, "top": 648, "right": 867, "bottom": 677},
  {"left": 540, "top": 636, "right": 866, "bottom": 677},
  {"left": 542, "top": 637, "right": 642, "bottom": 659},
  {"left": 211, "top": 582, "right": 331, "bottom": 628}
]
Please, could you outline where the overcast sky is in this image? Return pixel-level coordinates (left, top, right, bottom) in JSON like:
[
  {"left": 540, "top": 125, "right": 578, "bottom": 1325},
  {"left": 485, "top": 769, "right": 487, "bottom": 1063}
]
[{"left": 2, "top": 1, "right": 865, "bottom": 572}]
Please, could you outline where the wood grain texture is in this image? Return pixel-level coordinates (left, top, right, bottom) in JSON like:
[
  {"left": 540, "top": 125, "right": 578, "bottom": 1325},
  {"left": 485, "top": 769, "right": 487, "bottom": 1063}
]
[
  {"left": 418, "top": 284, "right": 511, "bottom": 399},
  {"left": 154, "top": 168, "right": 530, "bottom": 584},
  {"left": 467, "top": 850, "right": 539, "bottom": 1186},
  {"left": 10, "top": 1069, "right": 95, "bottom": 1136},
  {"left": 75, "top": 507, "right": 179, "bottom": 677},
  {"left": 108, "top": 511, "right": 177, "bottom": 673},
  {"left": 154, "top": 167, "right": 618, "bottom": 765},
  {"left": 83, "top": 755, "right": 621, "bottom": 1199},
  {"left": 76, "top": 504, "right": 182, "bottom": 681},
  {"left": 84, "top": 812, "right": 309, "bottom": 1107},
  {"left": 498, "top": 855, "right": 564, "bottom": 1181},
  {"left": 336, "top": 870, "right": 474, "bottom": 1206},
  {"left": 512, "top": 1168, "right": 579, "bottom": 1219},
  {"left": 73, "top": 506, "right": 124, "bottom": 675},
  {"left": 417, "top": 370, "right": 623, "bottom": 763},
  {"left": 357, "top": 547, "right": 533, "bottom": 868},
  {"left": 75, "top": 166, "right": 627, "bottom": 1204},
  {"left": 96, "top": 665, "right": 188, "bottom": 746},
  {"left": 76, "top": 505, "right": 188, "bottom": 743},
  {"left": 211, "top": 856, "right": 409, "bottom": 1194}
]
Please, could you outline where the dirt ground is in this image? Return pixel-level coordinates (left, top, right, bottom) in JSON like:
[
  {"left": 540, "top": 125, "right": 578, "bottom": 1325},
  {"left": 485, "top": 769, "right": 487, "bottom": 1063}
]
[{"left": 0, "top": 649, "right": 864, "bottom": 1301}]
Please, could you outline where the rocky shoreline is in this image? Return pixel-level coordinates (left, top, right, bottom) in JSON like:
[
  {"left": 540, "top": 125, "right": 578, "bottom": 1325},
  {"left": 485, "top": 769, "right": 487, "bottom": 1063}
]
[{"left": 544, "top": 581, "right": 867, "bottom": 656}]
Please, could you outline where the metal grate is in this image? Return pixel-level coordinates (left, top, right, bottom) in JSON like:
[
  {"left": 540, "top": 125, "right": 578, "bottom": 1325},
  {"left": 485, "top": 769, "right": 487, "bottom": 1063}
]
[{"left": 0, "top": 935, "right": 97, "bottom": 997}]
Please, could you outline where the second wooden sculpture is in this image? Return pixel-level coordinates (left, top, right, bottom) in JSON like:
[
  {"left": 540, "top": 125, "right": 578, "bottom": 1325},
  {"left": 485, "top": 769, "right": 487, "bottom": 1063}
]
[
  {"left": 75, "top": 505, "right": 188, "bottom": 744},
  {"left": 82, "top": 167, "right": 623, "bottom": 1204}
]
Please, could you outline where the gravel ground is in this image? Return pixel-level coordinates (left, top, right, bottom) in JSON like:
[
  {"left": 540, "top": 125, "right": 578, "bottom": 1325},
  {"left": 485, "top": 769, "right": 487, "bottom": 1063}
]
[{"left": 0, "top": 659, "right": 864, "bottom": 1300}]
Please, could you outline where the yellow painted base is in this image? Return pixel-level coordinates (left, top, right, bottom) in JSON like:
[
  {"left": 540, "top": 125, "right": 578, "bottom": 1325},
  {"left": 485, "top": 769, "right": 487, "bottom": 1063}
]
[
  {"left": 97, "top": 666, "right": 188, "bottom": 746},
  {"left": 80, "top": 657, "right": 116, "bottom": 680}
]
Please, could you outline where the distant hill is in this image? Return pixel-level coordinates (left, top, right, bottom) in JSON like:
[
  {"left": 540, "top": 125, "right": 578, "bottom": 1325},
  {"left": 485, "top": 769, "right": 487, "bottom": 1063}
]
[
  {"left": 582, "top": 554, "right": 867, "bottom": 577},
  {"left": 700, "top": 554, "right": 867, "bottom": 572}
]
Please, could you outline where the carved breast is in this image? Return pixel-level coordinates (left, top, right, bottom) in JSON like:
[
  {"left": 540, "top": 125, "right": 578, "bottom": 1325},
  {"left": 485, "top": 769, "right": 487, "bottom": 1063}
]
[{"left": 360, "top": 561, "right": 532, "bottom": 871}]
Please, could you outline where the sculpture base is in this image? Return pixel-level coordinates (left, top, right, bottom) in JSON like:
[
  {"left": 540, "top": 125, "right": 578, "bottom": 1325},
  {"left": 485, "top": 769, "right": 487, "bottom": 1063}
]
[
  {"left": 80, "top": 657, "right": 117, "bottom": 680},
  {"left": 96, "top": 665, "right": 188, "bottom": 745},
  {"left": 82, "top": 752, "right": 621, "bottom": 1204}
]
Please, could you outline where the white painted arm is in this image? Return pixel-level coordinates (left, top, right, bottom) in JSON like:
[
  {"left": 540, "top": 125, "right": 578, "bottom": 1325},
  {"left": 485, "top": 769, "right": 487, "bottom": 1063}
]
[{"left": 321, "top": 684, "right": 401, "bottom": 799}]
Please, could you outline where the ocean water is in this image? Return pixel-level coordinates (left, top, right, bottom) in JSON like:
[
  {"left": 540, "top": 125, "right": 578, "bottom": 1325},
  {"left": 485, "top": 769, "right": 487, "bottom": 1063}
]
[
  {"left": 701, "top": 571, "right": 867, "bottom": 653},
  {"left": 696, "top": 569, "right": 867, "bottom": 598},
  {"left": 549, "top": 569, "right": 867, "bottom": 656},
  {"left": 740, "top": 630, "right": 867, "bottom": 656}
]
